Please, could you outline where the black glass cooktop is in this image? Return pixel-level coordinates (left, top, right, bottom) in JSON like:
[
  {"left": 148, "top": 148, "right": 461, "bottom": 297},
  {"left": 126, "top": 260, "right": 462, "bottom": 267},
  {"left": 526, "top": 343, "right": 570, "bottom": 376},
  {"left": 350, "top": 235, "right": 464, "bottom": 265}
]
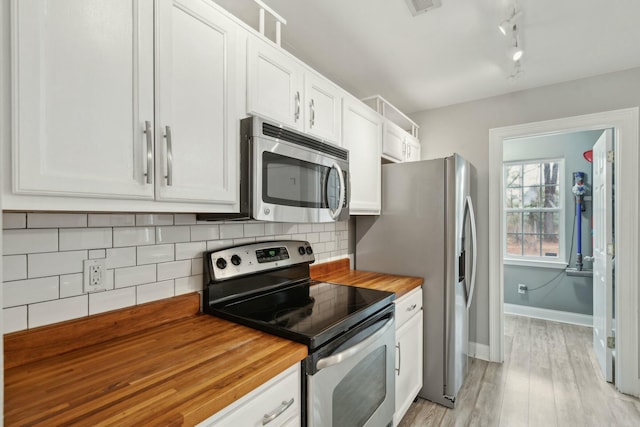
[{"left": 209, "top": 281, "right": 395, "bottom": 350}]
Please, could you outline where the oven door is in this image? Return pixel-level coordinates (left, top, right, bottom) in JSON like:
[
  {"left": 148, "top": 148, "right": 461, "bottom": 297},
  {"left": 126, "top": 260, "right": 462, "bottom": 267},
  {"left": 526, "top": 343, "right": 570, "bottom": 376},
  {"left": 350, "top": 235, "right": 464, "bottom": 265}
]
[
  {"left": 253, "top": 135, "right": 349, "bottom": 223},
  {"left": 307, "top": 310, "right": 395, "bottom": 427}
]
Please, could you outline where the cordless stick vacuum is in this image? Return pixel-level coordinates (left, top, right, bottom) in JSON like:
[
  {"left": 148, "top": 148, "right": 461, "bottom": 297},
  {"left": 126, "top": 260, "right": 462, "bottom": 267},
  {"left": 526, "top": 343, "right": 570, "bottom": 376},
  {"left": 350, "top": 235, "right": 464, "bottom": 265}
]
[{"left": 572, "top": 172, "right": 585, "bottom": 271}]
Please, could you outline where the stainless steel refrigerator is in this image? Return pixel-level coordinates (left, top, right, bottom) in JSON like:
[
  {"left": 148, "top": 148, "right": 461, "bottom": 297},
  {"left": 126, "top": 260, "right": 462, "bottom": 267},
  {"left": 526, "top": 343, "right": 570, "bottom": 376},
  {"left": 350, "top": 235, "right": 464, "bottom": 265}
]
[{"left": 355, "top": 154, "right": 477, "bottom": 408}]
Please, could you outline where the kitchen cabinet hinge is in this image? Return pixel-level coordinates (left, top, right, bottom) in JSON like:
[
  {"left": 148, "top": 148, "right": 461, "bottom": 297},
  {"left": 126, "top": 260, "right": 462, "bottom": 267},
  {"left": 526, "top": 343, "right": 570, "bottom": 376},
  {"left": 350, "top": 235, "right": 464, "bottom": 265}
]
[
  {"left": 607, "top": 150, "right": 615, "bottom": 163},
  {"left": 607, "top": 336, "right": 615, "bottom": 349}
]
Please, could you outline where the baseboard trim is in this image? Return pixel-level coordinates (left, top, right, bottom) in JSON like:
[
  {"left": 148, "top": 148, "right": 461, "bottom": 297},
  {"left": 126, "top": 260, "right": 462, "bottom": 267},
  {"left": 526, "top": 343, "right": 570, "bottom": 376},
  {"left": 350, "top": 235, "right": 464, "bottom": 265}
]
[
  {"left": 469, "top": 342, "right": 490, "bottom": 361},
  {"left": 504, "top": 303, "right": 593, "bottom": 327}
]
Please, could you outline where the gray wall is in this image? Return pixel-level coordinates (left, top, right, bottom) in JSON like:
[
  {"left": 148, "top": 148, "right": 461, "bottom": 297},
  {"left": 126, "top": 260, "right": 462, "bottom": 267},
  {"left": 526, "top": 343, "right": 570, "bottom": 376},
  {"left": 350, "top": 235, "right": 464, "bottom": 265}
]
[
  {"left": 503, "top": 130, "right": 603, "bottom": 315},
  {"left": 410, "top": 66, "right": 640, "bottom": 345}
]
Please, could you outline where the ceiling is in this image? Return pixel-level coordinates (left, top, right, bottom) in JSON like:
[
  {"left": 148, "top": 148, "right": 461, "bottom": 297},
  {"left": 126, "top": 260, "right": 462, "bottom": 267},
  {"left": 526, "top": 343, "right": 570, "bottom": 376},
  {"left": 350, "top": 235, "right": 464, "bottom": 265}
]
[{"left": 213, "top": 0, "right": 640, "bottom": 113}]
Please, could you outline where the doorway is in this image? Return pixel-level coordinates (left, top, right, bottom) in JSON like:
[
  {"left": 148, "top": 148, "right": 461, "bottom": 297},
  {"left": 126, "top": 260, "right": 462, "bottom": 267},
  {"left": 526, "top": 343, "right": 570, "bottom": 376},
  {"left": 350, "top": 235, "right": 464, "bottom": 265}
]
[{"left": 487, "top": 108, "right": 640, "bottom": 396}]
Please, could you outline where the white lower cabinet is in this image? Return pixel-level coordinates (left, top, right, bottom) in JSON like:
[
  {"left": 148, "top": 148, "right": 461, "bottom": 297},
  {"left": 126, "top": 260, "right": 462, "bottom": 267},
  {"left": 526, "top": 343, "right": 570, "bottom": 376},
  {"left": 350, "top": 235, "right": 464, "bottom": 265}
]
[
  {"left": 341, "top": 95, "right": 382, "bottom": 215},
  {"left": 198, "top": 363, "right": 301, "bottom": 427},
  {"left": 394, "top": 287, "right": 423, "bottom": 426}
]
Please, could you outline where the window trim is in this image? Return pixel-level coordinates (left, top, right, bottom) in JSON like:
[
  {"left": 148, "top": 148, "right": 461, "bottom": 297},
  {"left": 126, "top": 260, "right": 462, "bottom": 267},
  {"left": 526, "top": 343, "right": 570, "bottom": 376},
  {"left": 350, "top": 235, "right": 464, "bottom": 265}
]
[{"left": 502, "top": 158, "right": 566, "bottom": 264}]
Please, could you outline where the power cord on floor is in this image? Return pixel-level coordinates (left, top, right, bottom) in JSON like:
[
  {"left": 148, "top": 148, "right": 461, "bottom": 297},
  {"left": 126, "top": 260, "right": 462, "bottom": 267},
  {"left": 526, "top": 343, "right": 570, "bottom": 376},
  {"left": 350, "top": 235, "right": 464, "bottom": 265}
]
[{"left": 525, "top": 206, "right": 577, "bottom": 292}]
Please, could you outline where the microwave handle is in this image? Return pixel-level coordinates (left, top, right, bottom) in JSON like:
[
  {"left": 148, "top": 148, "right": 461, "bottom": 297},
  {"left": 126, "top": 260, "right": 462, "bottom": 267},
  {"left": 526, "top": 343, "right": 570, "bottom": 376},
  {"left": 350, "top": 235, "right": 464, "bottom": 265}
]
[{"left": 328, "top": 162, "right": 346, "bottom": 220}]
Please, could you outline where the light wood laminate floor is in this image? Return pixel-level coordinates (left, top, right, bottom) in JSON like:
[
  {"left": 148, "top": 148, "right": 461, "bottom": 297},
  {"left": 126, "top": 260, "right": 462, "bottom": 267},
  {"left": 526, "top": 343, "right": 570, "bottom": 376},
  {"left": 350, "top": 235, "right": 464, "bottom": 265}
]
[{"left": 399, "top": 315, "right": 640, "bottom": 427}]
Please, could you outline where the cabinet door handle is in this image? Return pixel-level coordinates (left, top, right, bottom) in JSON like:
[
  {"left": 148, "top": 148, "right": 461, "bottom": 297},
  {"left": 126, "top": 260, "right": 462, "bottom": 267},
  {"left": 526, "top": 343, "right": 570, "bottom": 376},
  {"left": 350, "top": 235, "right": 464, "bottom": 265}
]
[
  {"left": 396, "top": 342, "right": 401, "bottom": 376},
  {"left": 294, "top": 91, "right": 300, "bottom": 122},
  {"left": 406, "top": 303, "right": 417, "bottom": 312},
  {"left": 143, "top": 121, "right": 153, "bottom": 184},
  {"left": 262, "top": 398, "right": 294, "bottom": 425},
  {"left": 402, "top": 141, "right": 406, "bottom": 156},
  {"left": 408, "top": 144, "right": 412, "bottom": 158},
  {"left": 309, "top": 98, "right": 315, "bottom": 128},
  {"left": 164, "top": 126, "right": 173, "bottom": 186}
]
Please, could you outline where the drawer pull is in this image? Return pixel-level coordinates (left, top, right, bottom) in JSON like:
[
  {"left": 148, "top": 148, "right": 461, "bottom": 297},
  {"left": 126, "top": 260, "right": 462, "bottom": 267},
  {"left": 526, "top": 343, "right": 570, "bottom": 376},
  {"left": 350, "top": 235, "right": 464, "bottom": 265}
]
[
  {"left": 263, "top": 398, "right": 294, "bottom": 425},
  {"left": 406, "top": 303, "right": 417, "bottom": 312}
]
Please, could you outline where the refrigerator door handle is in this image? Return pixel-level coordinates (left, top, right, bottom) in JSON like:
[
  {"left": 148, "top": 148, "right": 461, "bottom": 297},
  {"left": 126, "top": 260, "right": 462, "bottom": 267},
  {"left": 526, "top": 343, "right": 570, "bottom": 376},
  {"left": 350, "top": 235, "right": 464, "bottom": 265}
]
[{"left": 465, "top": 195, "right": 478, "bottom": 309}]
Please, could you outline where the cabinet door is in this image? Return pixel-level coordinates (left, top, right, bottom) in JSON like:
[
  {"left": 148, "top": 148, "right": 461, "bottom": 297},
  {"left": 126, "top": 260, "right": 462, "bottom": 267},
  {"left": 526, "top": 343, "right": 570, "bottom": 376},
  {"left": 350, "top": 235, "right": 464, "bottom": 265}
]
[
  {"left": 394, "top": 311, "right": 423, "bottom": 426},
  {"left": 382, "top": 120, "right": 406, "bottom": 163},
  {"left": 247, "top": 36, "right": 303, "bottom": 130},
  {"left": 155, "top": 0, "right": 239, "bottom": 205},
  {"left": 405, "top": 135, "right": 421, "bottom": 162},
  {"left": 11, "top": 0, "right": 154, "bottom": 199},
  {"left": 342, "top": 97, "right": 382, "bottom": 215},
  {"left": 304, "top": 72, "right": 342, "bottom": 144}
]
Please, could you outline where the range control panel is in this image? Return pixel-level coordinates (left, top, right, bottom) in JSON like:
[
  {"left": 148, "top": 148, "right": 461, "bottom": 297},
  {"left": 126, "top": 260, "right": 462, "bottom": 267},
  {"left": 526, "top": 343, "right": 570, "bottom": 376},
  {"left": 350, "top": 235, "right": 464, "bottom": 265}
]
[{"left": 208, "top": 240, "right": 315, "bottom": 281}]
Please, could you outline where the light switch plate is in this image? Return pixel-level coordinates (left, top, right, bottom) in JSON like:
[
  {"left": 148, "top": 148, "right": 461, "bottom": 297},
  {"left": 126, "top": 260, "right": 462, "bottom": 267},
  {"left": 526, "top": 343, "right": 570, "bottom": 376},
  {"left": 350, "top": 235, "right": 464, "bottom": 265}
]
[{"left": 84, "top": 259, "right": 107, "bottom": 293}]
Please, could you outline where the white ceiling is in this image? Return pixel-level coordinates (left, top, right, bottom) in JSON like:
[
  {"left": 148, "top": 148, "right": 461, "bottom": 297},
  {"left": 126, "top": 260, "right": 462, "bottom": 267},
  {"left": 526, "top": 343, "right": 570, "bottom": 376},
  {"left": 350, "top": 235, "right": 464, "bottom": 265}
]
[{"left": 213, "top": 0, "right": 640, "bottom": 113}]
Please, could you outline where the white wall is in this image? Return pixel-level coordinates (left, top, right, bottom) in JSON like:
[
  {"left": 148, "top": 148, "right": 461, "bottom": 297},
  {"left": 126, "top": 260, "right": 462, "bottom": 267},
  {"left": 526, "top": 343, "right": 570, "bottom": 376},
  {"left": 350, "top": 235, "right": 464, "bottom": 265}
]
[{"left": 411, "top": 67, "right": 640, "bottom": 345}]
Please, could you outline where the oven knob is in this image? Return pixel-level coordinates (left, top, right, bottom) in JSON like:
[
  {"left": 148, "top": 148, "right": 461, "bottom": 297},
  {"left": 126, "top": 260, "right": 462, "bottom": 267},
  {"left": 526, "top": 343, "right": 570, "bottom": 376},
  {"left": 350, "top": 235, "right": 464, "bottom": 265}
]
[
  {"left": 306, "top": 246, "right": 313, "bottom": 255},
  {"left": 231, "top": 255, "right": 241, "bottom": 266},
  {"left": 215, "top": 257, "right": 227, "bottom": 269},
  {"left": 298, "top": 246, "right": 306, "bottom": 255}
]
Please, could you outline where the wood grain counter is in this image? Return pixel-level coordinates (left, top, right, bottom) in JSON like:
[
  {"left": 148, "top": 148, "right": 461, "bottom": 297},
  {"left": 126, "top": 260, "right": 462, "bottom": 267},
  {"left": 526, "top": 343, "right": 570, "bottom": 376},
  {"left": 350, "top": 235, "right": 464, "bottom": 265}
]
[
  {"left": 4, "top": 293, "right": 307, "bottom": 426},
  {"left": 310, "top": 258, "right": 423, "bottom": 298}
]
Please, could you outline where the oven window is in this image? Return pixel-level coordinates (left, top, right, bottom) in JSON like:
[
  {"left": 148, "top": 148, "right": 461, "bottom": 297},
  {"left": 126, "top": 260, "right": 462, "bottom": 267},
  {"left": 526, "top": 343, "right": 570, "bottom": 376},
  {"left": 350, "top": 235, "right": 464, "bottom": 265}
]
[
  {"left": 332, "top": 346, "right": 387, "bottom": 427},
  {"left": 262, "top": 152, "right": 329, "bottom": 208}
]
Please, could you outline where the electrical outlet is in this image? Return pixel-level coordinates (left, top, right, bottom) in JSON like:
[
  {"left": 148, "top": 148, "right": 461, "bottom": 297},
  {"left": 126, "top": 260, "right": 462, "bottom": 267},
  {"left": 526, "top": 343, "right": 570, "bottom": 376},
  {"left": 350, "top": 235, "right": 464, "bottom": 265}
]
[
  {"left": 84, "top": 259, "right": 107, "bottom": 293},
  {"left": 518, "top": 284, "right": 528, "bottom": 294}
]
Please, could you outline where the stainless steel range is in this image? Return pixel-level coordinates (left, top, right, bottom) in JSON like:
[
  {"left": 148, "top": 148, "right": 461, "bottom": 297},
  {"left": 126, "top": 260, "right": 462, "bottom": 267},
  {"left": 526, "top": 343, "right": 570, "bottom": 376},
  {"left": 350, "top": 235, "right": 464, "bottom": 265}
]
[{"left": 203, "top": 240, "right": 396, "bottom": 427}]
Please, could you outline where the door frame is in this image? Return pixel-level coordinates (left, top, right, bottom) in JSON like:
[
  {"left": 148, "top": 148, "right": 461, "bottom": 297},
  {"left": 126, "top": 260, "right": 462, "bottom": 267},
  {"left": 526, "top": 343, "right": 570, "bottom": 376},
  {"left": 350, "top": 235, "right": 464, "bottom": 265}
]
[{"left": 488, "top": 107, "right": 640, "bottom": 396}]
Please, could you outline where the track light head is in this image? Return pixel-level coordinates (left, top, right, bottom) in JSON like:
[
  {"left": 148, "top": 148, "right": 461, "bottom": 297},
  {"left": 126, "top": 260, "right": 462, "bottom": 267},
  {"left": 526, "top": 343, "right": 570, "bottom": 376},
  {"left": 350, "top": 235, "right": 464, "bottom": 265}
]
[{"left": 498, "top": 9, "right": 523, "bottom": 36}]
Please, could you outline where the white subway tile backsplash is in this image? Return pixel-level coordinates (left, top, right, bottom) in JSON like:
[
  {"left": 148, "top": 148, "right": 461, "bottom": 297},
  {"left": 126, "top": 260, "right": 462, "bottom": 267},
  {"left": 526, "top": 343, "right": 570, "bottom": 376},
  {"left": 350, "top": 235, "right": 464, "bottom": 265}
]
[
  {"left": 219, "top": 224, "right": 243, "bottom": 239},
  {"left": 28, "top": 213, "right": 87, "bottom": 228},
  {"left": 115, "top": 264, "right": 156, "bottom": 288},
  {"left": 88, "top": 214, "right": 135, "bottom": 228},
  {"left": 175, "top": 275, "right": 203, "bottom": 295},
  {"left": 136, "top": 214, "right": 173, "bottom": 226},
  {"left": 2, "top": 212, "right": 349, "bottom": 330},
  {"left": 4, "top": 229, "right": 58, "bottom": 255},
  {"left": 59, "top": 228, "right": 112, "bottom": 251},
  {"left": 244, "top": 223, "right": 265, "bottom": 237},
  {"left": 136, "top": 280, "right": 175, "bottom": 304},
  {"left": 4, "top": 306, "right": 28, "bottom": 333},
  {"left": 106, "top": 247, "right": 136, "bottom": 269},
  {"left": 3, "top": 213, "right": 26, "bottom": 229},
  {"left": 3, "top": 276, "right": 59, "bottom": 308},
  {"left": 89, "top": 249, "right": 106, "bottom": 259},
  {"left": 60, "top": 273, "right": 84, "bottom": 298},
  {"left": 191, "top": 258, "right": 204, "bottom": 275},
  {"left": 3, "top": 255, "right": 27, "bottom": 281},
  {"left": 28, "top": 250, "right": 87, "bottom": 278},
  {"left": 137, "top": 244, "right": 174, "bottom": 265},
  {"left": 191, "top": 225, "right": 220, "bottom": 241},
  {"left": 175, "top": 242, "right": 206, "bottom": 261},
  {"left": 157, "top": 260, "right": 191, "bottom": 281},
  {"left": 174, "top": 214, "right": 197, "bottom": 225},
  {"left": 89, "top": 288, "right": 135, "bottom": 315},
  {"left": 113, "top": 227, "right": 155, "bottom": 247},
  {"left": 29, "top": 296, "right": 89, "bottom": 328},
  {"left": 156, "top": 226, "right": 190, "bottom": 244}
]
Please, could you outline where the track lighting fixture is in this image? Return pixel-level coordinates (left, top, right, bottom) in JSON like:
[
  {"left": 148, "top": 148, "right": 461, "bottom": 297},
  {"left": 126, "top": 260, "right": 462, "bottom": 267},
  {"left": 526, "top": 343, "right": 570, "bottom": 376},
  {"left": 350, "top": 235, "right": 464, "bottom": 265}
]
[
  {"left": 509, "top": 30, "right": 523, "bottom": 61},
  {"left": 498, "top": 9, "right": 523, "bottom": 36}
]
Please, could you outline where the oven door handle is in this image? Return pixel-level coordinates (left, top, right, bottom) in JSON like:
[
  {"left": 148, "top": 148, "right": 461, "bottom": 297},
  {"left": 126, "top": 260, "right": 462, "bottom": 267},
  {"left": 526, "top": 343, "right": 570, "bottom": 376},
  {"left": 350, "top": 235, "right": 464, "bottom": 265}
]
[
  {"left": 316, "top": 316, "right": 394, "bottom": 371},
  {"left": 328, "top": 162, "right": 346, "bottom": 220}
]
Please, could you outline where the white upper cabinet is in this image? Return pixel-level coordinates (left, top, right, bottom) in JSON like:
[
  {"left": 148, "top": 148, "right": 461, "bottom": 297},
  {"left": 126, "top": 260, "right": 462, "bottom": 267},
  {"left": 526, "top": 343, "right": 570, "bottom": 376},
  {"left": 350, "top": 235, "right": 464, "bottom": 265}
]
[
  {"left": 247, "top": 36, "right": 342, "bottom": 145},
  {"left": 6, "top": 0, "right": 241, "bottom": 212},
  {"left": 304, "top": 71, "right": 342, "bottom": 144},
  {"left": 155, "top": 0, "right": 238, "bottom": 205},
  {"left": 10, "top": 0, "right": 155, "bottom": 200},
  {"left": 342, "top": 96, "right": 382, "bottom": 215},
  {"left": 405, "top": 134, "right": 421, "bottom": 162},
  {"left": 382, "top": 119, "right": 407, "bottom": 163},
  {"left": 247, "top": 36, "right": 304, "bottom": 131}
]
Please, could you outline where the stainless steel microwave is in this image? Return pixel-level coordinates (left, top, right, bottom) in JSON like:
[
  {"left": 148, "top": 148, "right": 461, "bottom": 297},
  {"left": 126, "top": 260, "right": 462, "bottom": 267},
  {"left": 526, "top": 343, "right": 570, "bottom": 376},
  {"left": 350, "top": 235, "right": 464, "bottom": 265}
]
[{"left": 198, "top": 117, "right": 349, "bottom": 223}]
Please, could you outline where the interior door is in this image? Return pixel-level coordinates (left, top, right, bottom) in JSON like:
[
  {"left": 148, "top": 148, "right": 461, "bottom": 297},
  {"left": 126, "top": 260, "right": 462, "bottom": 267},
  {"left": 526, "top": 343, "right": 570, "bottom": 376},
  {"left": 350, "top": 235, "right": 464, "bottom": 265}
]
[{"left": 592, "top": 128, "right": 613, "bottom": 382}]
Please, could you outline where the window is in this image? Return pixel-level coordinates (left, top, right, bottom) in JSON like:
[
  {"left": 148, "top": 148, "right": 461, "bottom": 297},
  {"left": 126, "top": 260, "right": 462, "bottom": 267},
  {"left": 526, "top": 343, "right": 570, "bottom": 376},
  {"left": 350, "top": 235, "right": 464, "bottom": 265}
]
[{"left": 504, "top": 159, "right": 565, "bottom": 264}]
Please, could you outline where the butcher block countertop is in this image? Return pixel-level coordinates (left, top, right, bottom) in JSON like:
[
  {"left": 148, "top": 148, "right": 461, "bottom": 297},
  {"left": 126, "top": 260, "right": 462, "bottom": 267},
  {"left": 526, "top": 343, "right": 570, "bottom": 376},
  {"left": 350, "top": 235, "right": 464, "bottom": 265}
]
[
  {"left": 3, "top": 293, "right": 307, "bottom": 427},
  {"left": 310, "top": 258, "right": 423, "bottom": 298}
]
